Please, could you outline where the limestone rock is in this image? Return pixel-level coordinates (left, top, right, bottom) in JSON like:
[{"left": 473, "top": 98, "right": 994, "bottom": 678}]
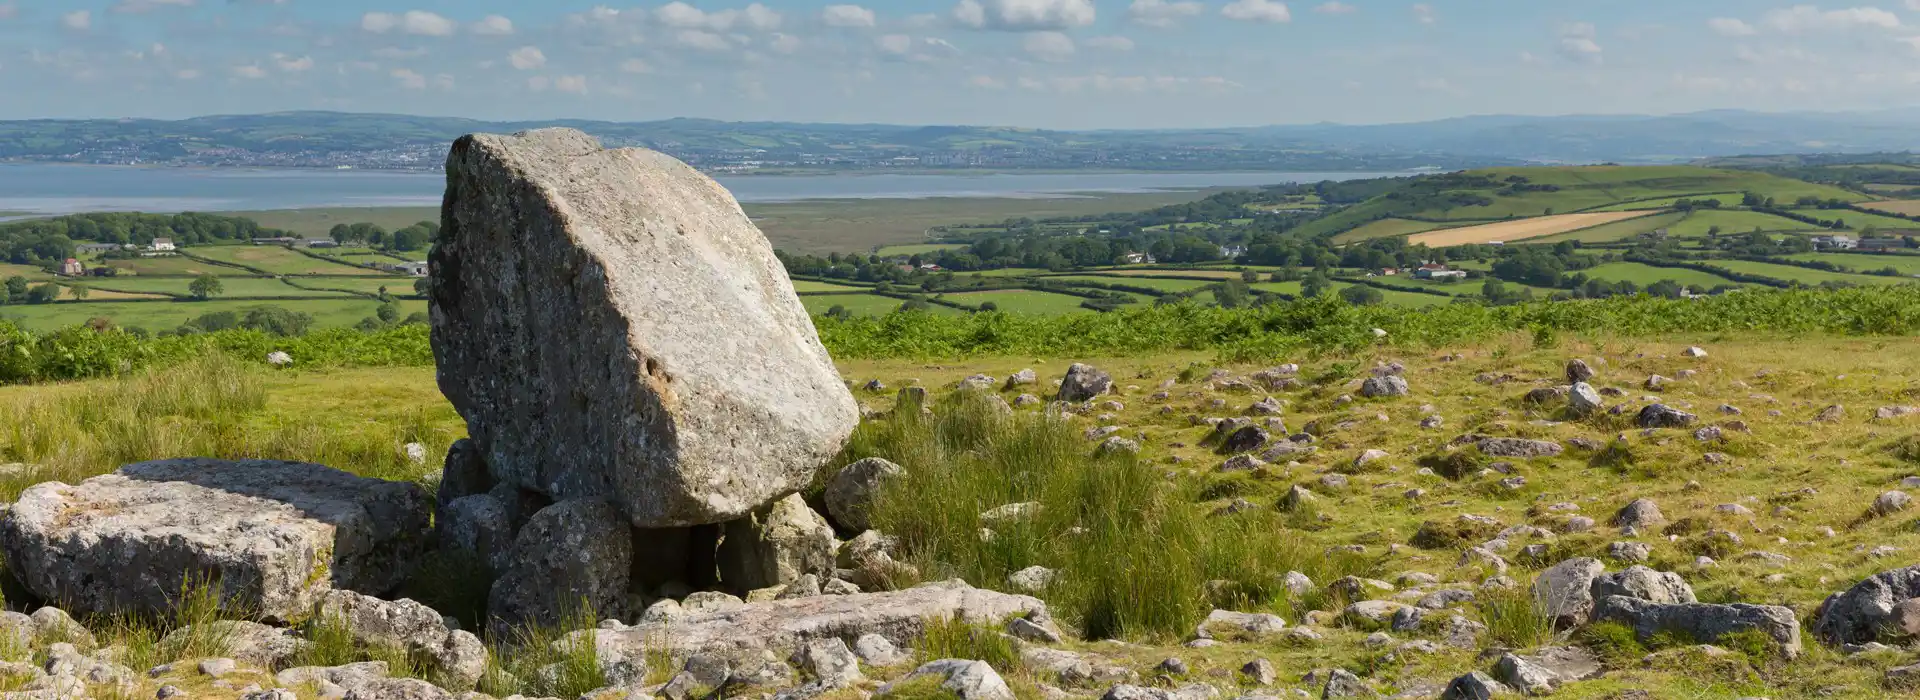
[
  {"left": 315, "top": 590, "right": 489, "bottom": 688},
  {"left": 438, "top": 493, "right": 515, "bottom": 576},
  {"left": 1569, "top": 383, "right": 1603, "bottom": 416},
  {"left": 1532, "top": 557, "right": 1605, "bottom": 629},
  {"left": 888, "top": 660, "right": 1014, "bottom": 700},
  {"left": 163, "top": 621, "right": 309, "bottom": 668},
  {"left": 1592, "top": 595, "right": 1802, "bottom": 658},
  {"left": 1476, "top": 438, "right": 1563, "bottom": 458},
  {"left": 1590, "top": 566, "right": 1695, "bottom": 605},
  {"left": 1057, "top": 364, "right": 1112, "bottom": 402},
  {"left": 1636, "top": 404, "right": 1696, "bottom": 429},
  {"left": 1612, "top": 499, "right": 1667, "bottom": 531},
  {"left": 580, "top": 583, "right": 1048, "bottom": 686},
  {"left": 1359, "top": 376, "right": 1408, "bottom": 398},
  {"left": 0, "top": 458, "right": 431, "bottom": 620},
  {"left": 488, "top": 499, "right": 632, "bottom": 631},
  {"left": 1814, "top": 565, "right": 1920, "bottom": 644},
  {"left": 824, "top": 458, "right": 904, "bottom": 533},
  {"left": 432, "top": 128, "right": 858, "bottom": 528}
]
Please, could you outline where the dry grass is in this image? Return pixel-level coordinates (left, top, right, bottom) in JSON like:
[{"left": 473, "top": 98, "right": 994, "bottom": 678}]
[
  {"left": 1408, "top": 211, "right": 1654, "bottom": 246},
  {"left": 1859, "top": 200, "right": 1920, "bottom": 217}
]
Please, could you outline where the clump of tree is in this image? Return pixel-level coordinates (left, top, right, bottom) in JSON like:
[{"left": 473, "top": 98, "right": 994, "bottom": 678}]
[
  {"left": 189, "top": 274, "right": 224, "bottom": 300},
  {"left": 176, "top": 306, "right": 318, "bottom": 336},
  {"left": 328, "top": 221, "right": 438, "bottom": 252},
  {"left": 0, "top": 212, "right": 293, "bottom": 266}
]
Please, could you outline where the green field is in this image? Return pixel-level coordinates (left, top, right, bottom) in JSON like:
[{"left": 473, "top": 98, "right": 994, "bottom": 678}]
[
  {"left": 942, "top": 289, "right": 1092, "bottom": 314},
  {"left": 1590, "top": 193, "right": 1746, "bottom": 211},
  {"left": 229, "top": 207, "right": 440, "bottom": 240},
  {"left": 1788, "top": 208, "right": 1920, "bottom": 232},
  {"left": 287, "top": 277, "right": 423, "bottom": 296},
  {"left": 1579, "top": 261, "right": 1739, "bottom": 288},
  {"left": 736, "top": 189, "right": 1225, "bottom": 254},
  {"left": 798, "top": 293, "right": 962, "bottom": 317},
  {"left": 1787, "top": 252, "right": 1920, "bottom": 276},
  {"left": 1709, "top": 259, "right": 1910, "bottom": 286},
  {"left": 1532, "top": 211, "right": 1688, "bottom": 243},
  {"left": 873, "top": 243, "right": 967, "bottom": 256},
  {"left": 0, "top": 298, "right": 426, "bottom": 332},
  {"left": 1043, "top": 275, "right": 1213, "bottom": 292},
  {"left": 97, "top": 256, "right": 236, "bottom": 277},
  {"left": 190, "top": 246, "right": 390, "bottom": 276},
  {"left": 791, "top": 280, "right": 872, "bottom": 293},
  {"left": 1664, "top": 210, "right": 1827, "bottom": 237},
  {"left": 0, "top": 263, "right": 51, "bottom": 280},
  {"left": 88, "top": 277, "right": 356, "bottom": 298}
]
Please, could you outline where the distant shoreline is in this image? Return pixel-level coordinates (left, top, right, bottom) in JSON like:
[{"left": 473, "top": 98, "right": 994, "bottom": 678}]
[{"left": 0, "top": 160, "right": 1417, "bottom": 179}]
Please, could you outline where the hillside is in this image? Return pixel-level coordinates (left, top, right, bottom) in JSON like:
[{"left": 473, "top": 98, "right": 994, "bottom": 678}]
[{"left": 1299, "top": 166, "right": 1866, "bottom": 240}]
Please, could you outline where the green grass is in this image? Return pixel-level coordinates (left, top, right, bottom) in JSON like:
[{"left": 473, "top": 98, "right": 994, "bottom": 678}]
[
  {"left": 738, "top": 190, "right": 1224, "bottom": 255},
  {"left": 190, "top": 246, "right": 390, "bottom": 276},
  {"left": 1330, "top": 218, "right": 1467, "bottom": 243},
  {"left": 89, "top": 277, "right": 357, "bottom": 298},
  {"left": 1668, "top": 210, "right": 1828, "bottom": 237},
  {"left": 1590, "top": 193, "right": 1747, "bottom": 211},
  {"left": 1708, "top": 260, "right": 1910, "bottom": 286},
  {"left": 1580, "top": 262, "right": 1740, "bottom": 289},
  {"left": 792, "top": 280, "right": 873, "bottom": 293},
  {"left": 289, "top": 277, "right": 424, "bottom": 296},
  {"left": 1789, "top": 209, "right": 1920, "bottom": 232},
  {"left": 227, "top": 207, "right": 440, "bottom": 240},
  {"left": 0, "top": 264, "right": 51, "bottom": 281},
  {"left": 942, "top": 289, "right": 1095, "bottom": 314},
  {"left": 0, "top": 298, "right": 427, "bottom": 332},
  {"left": 1785, "top": 253, "right": 1920, "bottom": 276}
]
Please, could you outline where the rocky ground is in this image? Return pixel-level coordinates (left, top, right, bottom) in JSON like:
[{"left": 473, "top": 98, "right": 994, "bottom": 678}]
[{"left": 0, "top": 334, "right": 1919, "bottom": 699}]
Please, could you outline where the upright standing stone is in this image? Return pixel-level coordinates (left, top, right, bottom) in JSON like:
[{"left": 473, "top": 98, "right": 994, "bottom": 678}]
[{"left": 432, "top": 128, "right": 859, "bottom": 527}]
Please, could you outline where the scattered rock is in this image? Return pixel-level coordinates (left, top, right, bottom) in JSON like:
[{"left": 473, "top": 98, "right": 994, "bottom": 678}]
[
  {"left": 1476, "top": 437, "right": 1563, "bottom": 458},
  {"left": 1533, "top": 558, "right": 1606, "bottom": 628},
  {"left": 1608, "top": 541, "right": 1652, "bottom": 563},
  {"left": 1592, "top": 595, "right": 1803, "bottom": 658},
  {"left": 1872, "top": 491, "right": 1912, "bottom": 518},
  {"left": 1590, "top": 566, "right": 1696, "bottom": 605},
  {"left": 1636, "top": 404, "right": 1696, "bottom": 429},
  {"left": 825, "top": 458, "right": 905, "bottom": 532},
  {"left": 1058, "top": 364, "right": 1113, "bottom": 402},
  {"left": 315, "top": 590, "right": 488, "bottom": 688},
  {"left": 889, "top": 660, "right": 1013, "bottom": 700},
  {"left": 1613, "top": 499, "right": 1667, "bottom": 531},
  {"left": 1359, "top": 376, "right": 1409, "bottom": 399},
  {"left": 1814, "top": 565, "right": 1920, "bottom": 644},
  {"left": 1194, "top": 610, "right": 1287, "bottom": 641},
  {"left": 719, "top": 493, "right": 838, "bottom": 592}
]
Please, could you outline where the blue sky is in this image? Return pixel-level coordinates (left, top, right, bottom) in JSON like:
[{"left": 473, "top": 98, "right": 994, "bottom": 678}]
[{"left": 3, "top": 0, "right": 1919, "bottom": 128}]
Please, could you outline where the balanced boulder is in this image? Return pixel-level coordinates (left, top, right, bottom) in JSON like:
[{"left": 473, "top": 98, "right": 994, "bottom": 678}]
[
  {"left": 432, "top": 128, "right": 858, "bottom": 528},
  {"left": 1, "top": 459, "right": 430, "bottom": 621}
]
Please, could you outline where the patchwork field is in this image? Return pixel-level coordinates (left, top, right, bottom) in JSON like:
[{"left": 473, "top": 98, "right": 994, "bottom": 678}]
[
  {"left": 1591, "top": 193, "right": 1746, "bottom": 211},
  {"left": 1709, "top": 259, "right": 1909, "bottom": 286},
  {"left": 1408, "top": 211, "right": 1652, "bottom": 246},
  {"left": 89, "top": 277, "right": 355, "bottom": 298},
  {"left": 1860, "top": 200, "right": 1920, "bottom": 216},
  {"left": 1785, "top": 253, "right": 1920, "bottom": 276},
  {"left": 792, "top": 280, "right": 874, "bottom": 293},
  {"left": 0, "top": 298, "right": 425, "bottom": 331},
  {"left": 191, "top": 246, "right": 388, "bottom": 276},
  {"left": 1043, "top": 275, "right": 1215, "bottom": 292},
  {"left": 1331, "top": 218, "right": 1461, "bottom": 243},
  {"left": 97, "top": 256, "right": 234, "bottom": 277},
  {"left": 799, "top": 293, "right": 963, "bottom": 317},
  {"left": 873, "top": 243, "right": 968, "bottom": 256}
]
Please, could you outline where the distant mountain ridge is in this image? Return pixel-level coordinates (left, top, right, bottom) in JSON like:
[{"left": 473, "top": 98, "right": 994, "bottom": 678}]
[{"left": 0, "top": 108, "right": 1915, "bottom": 172}]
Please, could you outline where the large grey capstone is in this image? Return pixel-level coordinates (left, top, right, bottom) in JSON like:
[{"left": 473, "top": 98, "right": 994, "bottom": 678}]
[
  {"left": 488, "top": 499, "right": 633, "bottom": 631},
  {"left": 432, "top": 127, "right": 859, "bottom": 528},
  {"left": 576, "top": 581, "right": 1049, "bottom": 686},
  {"left": 0, "top": 458, "right": 431, "bottom": 621}
]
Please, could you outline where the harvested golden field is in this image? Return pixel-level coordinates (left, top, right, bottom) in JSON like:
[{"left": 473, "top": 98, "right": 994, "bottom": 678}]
[
  {"left": 1409, "top": 211, "right": 1653, "bottom": 247},
  {"left": 1860, "top": 199, "right": 1920, "bottom": 216}
]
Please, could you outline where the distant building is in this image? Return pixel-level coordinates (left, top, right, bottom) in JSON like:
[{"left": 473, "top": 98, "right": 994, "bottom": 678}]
[
  {"left": 389, "top": 261, "right": 429, "bottom": 276},
  {"left": 303, "top": 239, "right": 340, "bottom": 249},
  {"left": 60, "top": 258, "right": 83, "bottom": 276},
  {"left": 1380, "top": 267, "right": 1401, "bottom": 276},
  {"left": 149, "top": 238, "right": 176, "bottom": 252},
  {"left": 1859, "top": 238, "right": 1903, "bottom": 251},
  {"left": 1121, "top": 252, "right": 1157, "bottom": 265},
  {"left": 1813, "top": 235, "right": 1857, "bottom": 250},
  {"left": 1639, "top": 228, "right": 1671, "bottom": 240},
  {"left": 252, "top": 237, "right": 299, "bottom": 246},
  {"left": 1414, "top": 265, "right": 1467, "bottom": 280},
  {"left": 76, "top": 243, "right": 120, "bottom": 254},
  {"left": 1219, "top": 245, "right": 1248, "bottom": 259}
]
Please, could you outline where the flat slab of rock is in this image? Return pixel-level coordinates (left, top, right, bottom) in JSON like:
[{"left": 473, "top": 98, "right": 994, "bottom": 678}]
[
  {"left": 579, "top": 582, "right": 1047, "bottom": 685},
  {"left": 1592, "top": 595, "right": 1802, "bottom": 658},
  {"left": 1, "top": 458, "right": 430, "bottom": 620},
  {"left": 432, "top": 127, "right": 858, "bottom": 527}
]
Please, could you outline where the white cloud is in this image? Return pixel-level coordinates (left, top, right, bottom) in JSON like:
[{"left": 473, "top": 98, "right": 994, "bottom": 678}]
[
  {"left": 620, "top": 58, "right": 652, "bottom": 73},
  {"left": 1023, "top": 30, "right": 1076, "bottom": 60},
  {"left": 1411, "top": 3, "right": 1435, "bottom": 25},
  {"left": 768, "top": 33, "right": 804, "bottom": 53},
  {"left": 1222, "top": 0, "right": 1292, "bottom": 23},
  {"left": 371, "top": 47, "right": 428, "bottom": 59},
  {"left": 392, "top": 68, "right": 427, "bottom": 89},
  {"left": 1910, "top": 0, "right": 1920, "bottom": 10},
  {"left": 1763, "top": 5, "right": 1901, "bottom": 33},
  {"left": 233, "top": 64, "right": 269, "bottom": 79},
  {"left": 1558, "top": 22, "right": 1603, "bottom": 64},
  {"left": 61, "top": 10, "right": 91, "bottom": 30},
  {"left": 362, "top": 11, "right": 457, "bottom": 37},
  {"left": 471, "top": 15, "right": 514, "bottom": 36},
  {"left": 1313, "top": 2, "right": 1356, "bottom": 15},
  {"left": 1085, "top": 35, "right": 1135, "bottom": 51},
  {"left": 528, "top": 76, "right": 550, "bottom": 91},
  {"left": 955, "top": 0, "right": 1096, "bottom": 31},
  {"left": 968, "top": 75, "right": 1005, "bottom": 89},
  {"left": 556, "top": 75, "right": 588, "bottom": 94},
  {"left": 1708, "top": 18, "right": 1757, "bottom": 36},
  {"left": 174, "top": 68, "right": 201, "bottom": 80},
  {"left": 656, "top": 2, "right": 782, "bottom": 32},
  {"left": 823, "top": 5, "right": 877, "bottom": 28},
  {"left": 112, "top": 0, "right": 193, "bottom": 13},
  {"left": 272, "top": 53, "right": 313, "bottom": 72},
  {"left": 877, "top": 34, "right": 914, "bottom": 55},
  {"left": 1127, "top": 0, "right": 1203, "bottom": 28},
  {"left": 508, "top": 46, "right": 546, "bottom": 70},
  {"left": 677, "top": 30, "right": 732, "bottom": 51}
]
